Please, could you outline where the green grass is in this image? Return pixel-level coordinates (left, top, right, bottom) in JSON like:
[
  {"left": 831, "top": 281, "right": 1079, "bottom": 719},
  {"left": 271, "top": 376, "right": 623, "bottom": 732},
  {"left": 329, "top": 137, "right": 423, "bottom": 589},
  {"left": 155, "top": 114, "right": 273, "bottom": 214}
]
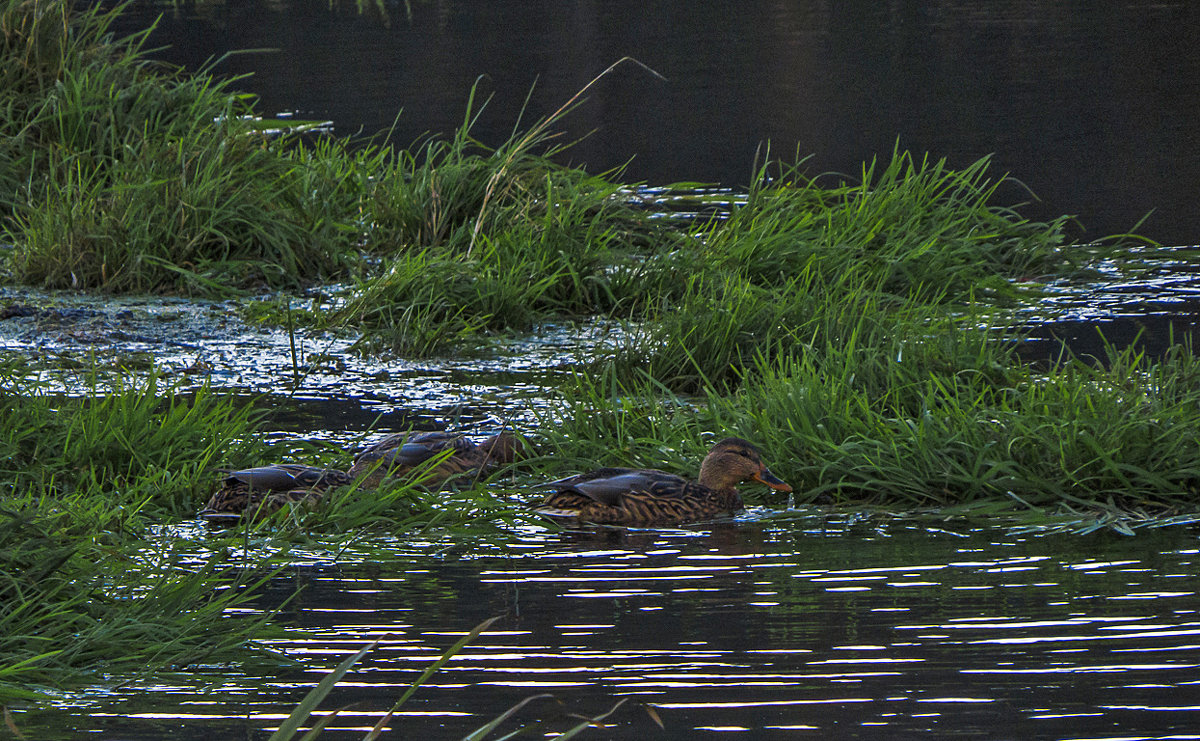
[
  {"left": 0, "top": 358, "right": 266, "bottom": 514},
  {"left": 8, "top": 0, "right": 1200, "bottom": 725},
  {"left": 537, "top": 330, "right": 1200, "bottom": 516},
  {"left": 0, "top": 352, "right": 536, "bottom": 699},
  {"left": 0, "top": 355, "right": 284, "bottom": 698},
  {"left": 0, "top": 0, "right": 367, "bottom": 294},
  {"left": 0, "top": 505, "right": 282, "bottom": 697},
  {"left": 715, "top": 148, "right": 1077, "bottom": 301}
]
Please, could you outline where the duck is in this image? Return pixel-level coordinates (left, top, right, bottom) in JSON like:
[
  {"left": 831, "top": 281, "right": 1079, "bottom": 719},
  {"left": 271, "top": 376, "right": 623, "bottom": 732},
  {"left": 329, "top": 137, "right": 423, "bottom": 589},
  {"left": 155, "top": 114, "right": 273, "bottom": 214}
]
[
  {"left": 347, "top": 430, "right": 524, "bottom": 489},
  {"left": 199, "top": 464, "right": 353, "bottom": 521},
  {"left": 536, "top": 437, "right": 792, "bottom": 526}
]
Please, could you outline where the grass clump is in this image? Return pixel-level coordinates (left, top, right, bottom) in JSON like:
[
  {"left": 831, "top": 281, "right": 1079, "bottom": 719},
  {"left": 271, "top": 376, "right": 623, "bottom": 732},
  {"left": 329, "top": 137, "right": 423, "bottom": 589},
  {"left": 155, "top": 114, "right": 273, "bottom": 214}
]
[
  {"left": 541, "top": 331, "right": 1200, "bottom": 517},
  {"left": 709, "top": 148, "right": 1075, "bottom": 300},
  {"left": 608, "top": 148, "right": 1081, "bottom": 392},
  {"left": 736, "top": 341, "right": 1200, "bottom": 511},
  {"left": 328, "top": 82, "right": 674, "bottom": 355},
  {"left": 0, "top": 506, "right": 278, "bottom": 697},
  {"left": 0, "top": 356, "right": 286, "bottom": 698},
  {"left": 0, "top": 357, "right": 265, "bottom": 515},
  {"left": 0, "top": 0, "right": 365, "bottom": 294}
]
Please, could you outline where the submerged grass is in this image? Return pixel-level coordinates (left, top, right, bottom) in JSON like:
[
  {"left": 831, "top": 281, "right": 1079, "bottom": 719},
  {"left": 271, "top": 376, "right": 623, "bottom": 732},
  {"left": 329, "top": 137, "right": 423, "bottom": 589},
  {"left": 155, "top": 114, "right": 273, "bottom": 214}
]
[{"left": 0, "top": 507, "right": 281, "bottom": 697}]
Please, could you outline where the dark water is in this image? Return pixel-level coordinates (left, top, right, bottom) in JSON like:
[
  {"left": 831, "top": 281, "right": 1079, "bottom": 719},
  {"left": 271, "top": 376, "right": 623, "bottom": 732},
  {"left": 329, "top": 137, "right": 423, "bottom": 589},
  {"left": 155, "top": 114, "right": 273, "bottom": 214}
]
[
  {"left": 115, "top": 0, "right": 1200, "bottom": 246},
  {"left": 16, "top": 516, "right": 1200, "bottom": 739}
]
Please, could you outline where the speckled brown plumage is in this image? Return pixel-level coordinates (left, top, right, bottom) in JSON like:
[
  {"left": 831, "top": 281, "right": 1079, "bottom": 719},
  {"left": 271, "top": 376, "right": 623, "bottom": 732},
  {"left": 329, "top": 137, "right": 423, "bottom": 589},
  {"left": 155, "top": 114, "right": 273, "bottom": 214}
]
[
  {"left": 537, "top": 437, "right": 792, "bottom": 526},
  {"left": 199, "top": 464, "right": 353, "bottom": 521},
  {"left": 348, "top": 430, "right": 523, "bottom": 489}
]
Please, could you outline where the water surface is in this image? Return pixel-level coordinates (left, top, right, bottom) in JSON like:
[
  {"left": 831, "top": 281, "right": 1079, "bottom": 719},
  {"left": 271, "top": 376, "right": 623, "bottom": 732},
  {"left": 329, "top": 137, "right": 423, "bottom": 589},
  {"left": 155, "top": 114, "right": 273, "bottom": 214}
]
[
  {"left": 15, "top": 516, "right": 1200, "bottom": 739},
  {"left": 115, "top": 0, "right": 1200, "bottom": 245}
]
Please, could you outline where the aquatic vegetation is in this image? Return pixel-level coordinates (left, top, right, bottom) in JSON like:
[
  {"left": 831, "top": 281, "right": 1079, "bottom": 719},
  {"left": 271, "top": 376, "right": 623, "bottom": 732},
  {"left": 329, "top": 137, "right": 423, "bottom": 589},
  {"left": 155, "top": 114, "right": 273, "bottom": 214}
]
[
  {"left": 0, "top": 506, "right": 282, "bottom": 698},
  {"left": 715, "top": 148, "right": 1077, "bottom": 301},
  {"left": 327, "top": 82, "right": 678, "bottom": 354},
  {"left": 0, "top": 357, "right": 266, "bottom": 514},
  {"left": 542, "top": 336, "right": 1200, "bottom": 515},
  {"left": 2, "top": 0, "right": 1198, "bottom": 529},
  {"left": 0, "top": 358, "right": 283, "bottom": 698}
]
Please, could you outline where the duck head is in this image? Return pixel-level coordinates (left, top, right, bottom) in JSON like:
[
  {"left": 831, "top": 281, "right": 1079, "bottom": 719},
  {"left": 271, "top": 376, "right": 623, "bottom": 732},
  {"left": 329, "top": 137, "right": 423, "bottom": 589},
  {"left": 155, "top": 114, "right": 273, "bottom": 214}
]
[
  {"left": 481, "top": 431, "right": 529, "bottom": 464},
  {"left": 697, "top": 437, "right": 792, "bottom": 494}
]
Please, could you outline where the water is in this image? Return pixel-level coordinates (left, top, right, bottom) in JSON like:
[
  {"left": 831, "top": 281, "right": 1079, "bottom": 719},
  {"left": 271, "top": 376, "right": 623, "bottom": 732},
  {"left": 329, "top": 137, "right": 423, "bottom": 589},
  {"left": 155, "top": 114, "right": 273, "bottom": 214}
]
[
  {"left": 10, "top": 4, "right": 1200, "bottom": 737},
  {"left": 14, "top": 516, "right": 1200, "bottom": 739},
  {"left": 114, "top": 0, "right": 1200, "bottom": 246}
]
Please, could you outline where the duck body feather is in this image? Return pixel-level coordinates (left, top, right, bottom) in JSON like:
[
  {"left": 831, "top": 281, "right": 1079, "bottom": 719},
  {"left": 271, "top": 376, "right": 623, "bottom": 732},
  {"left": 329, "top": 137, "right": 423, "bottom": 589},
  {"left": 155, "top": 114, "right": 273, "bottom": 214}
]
[
  {"left": 200, "top": 464, "right": 352, "bottom": 522},
  {"left": 537, "top": 438, "right": 792, "bottom": 526},
  {"left": 349, "top": 430, "right": 520, "bottom": 489},
  {"left": 541, "top": 467, "right": 742, "bottom": 525}
]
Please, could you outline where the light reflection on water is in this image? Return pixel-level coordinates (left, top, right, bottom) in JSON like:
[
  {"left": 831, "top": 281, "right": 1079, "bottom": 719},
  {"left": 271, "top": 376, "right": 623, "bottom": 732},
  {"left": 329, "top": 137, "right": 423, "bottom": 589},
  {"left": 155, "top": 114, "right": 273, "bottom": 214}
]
[{"left": 18, "top": 517, "right": 1200, "bottom": 740}]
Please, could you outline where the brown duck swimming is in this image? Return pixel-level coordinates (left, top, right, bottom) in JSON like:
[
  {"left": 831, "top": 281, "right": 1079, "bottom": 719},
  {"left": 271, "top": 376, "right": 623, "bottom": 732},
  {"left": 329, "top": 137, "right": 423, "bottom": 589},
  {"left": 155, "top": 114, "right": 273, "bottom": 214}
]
[
  {"left": 348, "top": 430, "right": 523, "bottom": 489},
  {"left": 536, "top": 437, "right": 792, "bottom": 526},
  {"left": 199, "top": 464, "right": 353, "bottom": 521}
]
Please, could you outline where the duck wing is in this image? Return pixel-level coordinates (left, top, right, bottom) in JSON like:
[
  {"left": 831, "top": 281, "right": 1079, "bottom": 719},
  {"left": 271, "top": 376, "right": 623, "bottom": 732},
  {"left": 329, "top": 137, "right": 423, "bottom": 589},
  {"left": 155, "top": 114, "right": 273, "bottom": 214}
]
[
  {"left": 202, "top": 465, "right": 348, "bottom": 520},
  {"left": 356, "top": 431, "right": 476, "bottom": 468},
  {"left": 548, "top": 468, "right": 690, "bottom": 506},
  {"left": 221, "top": 464, "right": 347, "bottom": 492}
]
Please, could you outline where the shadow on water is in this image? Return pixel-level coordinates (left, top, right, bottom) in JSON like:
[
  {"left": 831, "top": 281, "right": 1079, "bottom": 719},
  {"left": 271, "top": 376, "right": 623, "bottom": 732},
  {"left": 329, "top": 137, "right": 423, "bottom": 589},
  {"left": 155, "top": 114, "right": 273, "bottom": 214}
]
[{"left": 15, "top": 516, "right": 1200, "bottom": 739}]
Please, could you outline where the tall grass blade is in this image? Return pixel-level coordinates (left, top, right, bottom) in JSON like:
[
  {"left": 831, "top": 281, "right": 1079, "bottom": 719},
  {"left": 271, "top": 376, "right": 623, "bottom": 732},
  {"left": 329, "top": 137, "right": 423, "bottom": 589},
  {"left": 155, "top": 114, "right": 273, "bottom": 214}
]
[
  {"left": 462, "top": 694, "right": 555, "bottom": 741},
  {"left": 268, "top": 641, "right": 379, "bottom": 741},
  {"left": 364, "top": 616, "right": 501, "bottom": 740}
]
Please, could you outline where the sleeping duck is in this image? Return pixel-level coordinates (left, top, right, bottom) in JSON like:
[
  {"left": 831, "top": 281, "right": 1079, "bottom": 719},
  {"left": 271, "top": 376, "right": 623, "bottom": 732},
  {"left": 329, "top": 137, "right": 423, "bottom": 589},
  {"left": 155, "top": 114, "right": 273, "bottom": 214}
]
[
  {"left": 348, "top": 430, "right": 523, "bottom": 489},
  {"left": 200, "top": 464, "right": 353, "bottom": 521}
]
